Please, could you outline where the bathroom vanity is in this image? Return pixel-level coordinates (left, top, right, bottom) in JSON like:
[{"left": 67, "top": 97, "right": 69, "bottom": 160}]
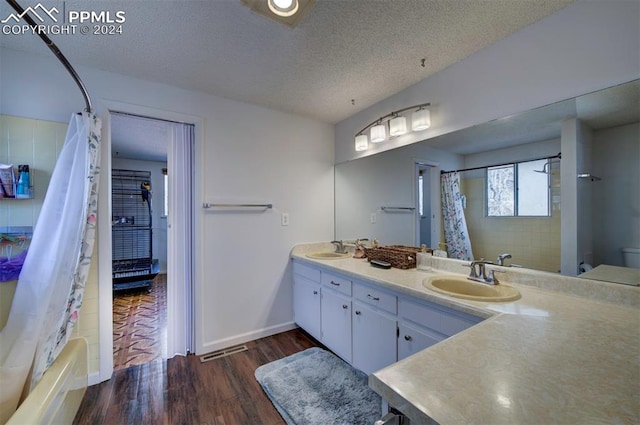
[
  {"left": 293, "top": 260, "right": 485, "bottom": 375},
  {"left": 291, "top": 243, "right": 639, "bottom": 424}
]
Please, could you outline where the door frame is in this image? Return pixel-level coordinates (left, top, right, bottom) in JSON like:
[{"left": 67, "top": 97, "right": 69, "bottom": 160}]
[
  {"left": 413, "top": 159, "right": 440, "bottom": 248},
  {"left": 95, "top": 100, "right": 202, "bottom": 384}
]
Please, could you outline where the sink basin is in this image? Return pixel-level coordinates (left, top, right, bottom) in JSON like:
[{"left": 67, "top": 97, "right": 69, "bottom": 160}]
[
  {"left": 422, "top": 275, "right": 521, "bottom": 302},
  {"left": 306, "top": 252, "right": 351, "bottom": 260}
]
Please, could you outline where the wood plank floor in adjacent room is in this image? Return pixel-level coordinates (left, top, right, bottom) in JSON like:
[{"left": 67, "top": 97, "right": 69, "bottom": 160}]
[{"left": 74, "top": 329, "right": 321, "bottom": 425}]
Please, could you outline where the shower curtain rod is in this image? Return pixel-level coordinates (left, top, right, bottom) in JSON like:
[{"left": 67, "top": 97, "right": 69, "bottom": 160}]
[
  {"left": 7, "top": 0, "right": 93, "bottom": 113},
  {"left": 441, "top": 153, "right": 561, "bottom": 175}
]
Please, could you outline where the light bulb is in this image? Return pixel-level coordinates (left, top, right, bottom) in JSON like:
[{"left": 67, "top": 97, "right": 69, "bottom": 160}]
[
  {"left": 268, "top": 0, "right": 299, "bottom": 16},
  {"left": 274, "top": 0, "right": 293, "bottom": 7}
]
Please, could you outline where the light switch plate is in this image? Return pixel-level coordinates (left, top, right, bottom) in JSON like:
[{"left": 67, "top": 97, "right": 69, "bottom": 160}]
[
  {"left": 370, "top": 213, "right": 376, "bottom": 224},
  {"left": 281, "top": 212, "right": 290, "bottom": 226}
]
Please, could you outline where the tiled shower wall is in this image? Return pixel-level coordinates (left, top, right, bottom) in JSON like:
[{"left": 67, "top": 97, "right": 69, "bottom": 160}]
[
  {"left": 0, "top": 114, "right": 100, "bottom": 374},
  {"left": 462, "top": 177, "right": 561, "bottom": 273},
  {"left": 0, "top": 114, "right": 67, "bottom": 227}
]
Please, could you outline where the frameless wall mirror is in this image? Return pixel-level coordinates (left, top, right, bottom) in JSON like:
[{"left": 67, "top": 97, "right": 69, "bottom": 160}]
[{"left": 335, "top": 79, "right": 639, "bottom": 282}]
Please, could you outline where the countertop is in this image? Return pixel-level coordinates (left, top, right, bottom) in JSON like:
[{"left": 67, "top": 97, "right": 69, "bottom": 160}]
[
  {"left": 579, "top": 264, "right": 640, "bottom": 286},
  {"left": 291, "top": 244, "right": 640, "bottom": 425}
]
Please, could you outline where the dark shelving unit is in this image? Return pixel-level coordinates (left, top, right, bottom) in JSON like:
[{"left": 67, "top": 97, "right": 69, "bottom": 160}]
[{"left": 111, "top": 169, "right": 157, "bottom": 291}]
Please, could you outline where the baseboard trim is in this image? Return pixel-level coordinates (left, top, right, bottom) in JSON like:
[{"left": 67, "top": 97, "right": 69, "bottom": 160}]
[{"left": 199, "top": 322, "right": 297, "bottom": 355}]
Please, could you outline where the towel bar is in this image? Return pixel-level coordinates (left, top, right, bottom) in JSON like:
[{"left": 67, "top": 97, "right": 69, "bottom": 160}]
[
  {"left": 203, "top": 203, "right": 273, "bottom": 209},
  {"left": 381, "top": 206, "right": 415, "bottom": 212}
]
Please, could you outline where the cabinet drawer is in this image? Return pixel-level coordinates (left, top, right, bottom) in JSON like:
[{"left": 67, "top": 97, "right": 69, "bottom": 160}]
[
  {"left": 399, "top": 297, "right": 482, "bottom": 337},
  {"left": 353, "top": 282, "right": 397, "bottom": 314},
  {"left": 293, "top": 261, "right": 321, "bottom": 282},
  {"left": 321, "top": 271, "right": 352, "bottom": 296}
]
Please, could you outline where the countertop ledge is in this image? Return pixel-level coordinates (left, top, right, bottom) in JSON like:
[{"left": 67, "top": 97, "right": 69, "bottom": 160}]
[{"left": 291, "top": 243, "right": 640, "bottom": 425}]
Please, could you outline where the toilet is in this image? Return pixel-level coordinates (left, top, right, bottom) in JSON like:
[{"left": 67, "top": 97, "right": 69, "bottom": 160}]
[{"left": 622, "top": 248, "right": 640, "bottom": 268}]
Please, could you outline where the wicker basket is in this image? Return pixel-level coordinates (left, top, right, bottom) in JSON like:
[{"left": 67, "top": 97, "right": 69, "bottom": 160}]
[{"left": 364, "top": 245, "right": 426, "bottom": 269}]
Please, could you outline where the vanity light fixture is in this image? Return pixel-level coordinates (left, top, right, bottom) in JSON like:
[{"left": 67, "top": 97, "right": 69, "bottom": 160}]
[{"left": 354, "top": 103, "right": 431, "bottom": 152}]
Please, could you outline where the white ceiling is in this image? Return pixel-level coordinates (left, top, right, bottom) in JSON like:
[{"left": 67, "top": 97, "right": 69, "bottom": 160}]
[{"left": 0, "top": 0, "right": 574, "bottom": 124}]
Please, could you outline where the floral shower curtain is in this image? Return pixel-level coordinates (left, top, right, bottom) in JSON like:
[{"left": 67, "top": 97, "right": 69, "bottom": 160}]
[
  {"left": 441, "top": 171, "right": 474, "bottom": 261},
  {"left": 0, "top": 112, "right": 101, "bottom": 422}
]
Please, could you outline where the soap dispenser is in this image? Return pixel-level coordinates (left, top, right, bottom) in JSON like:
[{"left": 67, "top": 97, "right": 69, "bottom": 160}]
[{"left": 15, "top": 165, "right": 30, "bottom": 199}]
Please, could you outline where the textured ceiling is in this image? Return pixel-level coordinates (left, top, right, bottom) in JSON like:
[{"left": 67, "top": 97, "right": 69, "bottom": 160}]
[{"left": 0, "top": 0, "right": 573, "bottom": 124}]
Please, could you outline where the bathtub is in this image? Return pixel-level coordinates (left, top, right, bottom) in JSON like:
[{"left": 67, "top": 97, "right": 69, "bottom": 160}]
[{"left": 6, "top": 338, "right": 88, "bottom": 425}]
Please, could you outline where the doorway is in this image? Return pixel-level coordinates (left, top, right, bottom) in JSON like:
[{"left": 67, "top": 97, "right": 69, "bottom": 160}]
[
  {"left": 106, "top": 110, "right": 195, "bottom": 372},
  {"left": 415, "top": 161, "right": 440, "bottom": 249}
]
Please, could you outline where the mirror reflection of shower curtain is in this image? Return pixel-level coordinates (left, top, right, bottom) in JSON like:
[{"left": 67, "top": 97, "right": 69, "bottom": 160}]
[
  {"left": 0, "top": 113, "right": 101, "bottom": 422},
  {"left": 441, "top": 172, "right": 474, "bottom": 261}
]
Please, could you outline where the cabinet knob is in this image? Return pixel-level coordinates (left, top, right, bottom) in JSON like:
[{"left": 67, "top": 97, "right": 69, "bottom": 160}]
[
  {"left": 342, "top": 304, "right": 348, "bottom": 309},
  {"left": 313, "top": 290, "right": 318, "bottom": 295},
  {"left": 330, "top": 281, "right": 340, "bottom": 286},
  {"left": 355, "top": 310, "right": 361, "bottom": 315},
  {"left": 404, "top": 335, "right": 413, "bottom": 341},
  {"left": 367, "top": 294, "right": 380, "bottom": 301}
]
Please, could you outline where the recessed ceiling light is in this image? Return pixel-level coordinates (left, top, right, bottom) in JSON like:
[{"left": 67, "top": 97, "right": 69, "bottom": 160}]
[
  {"left": 241, "top": 0, "right": 314, "bottom": 28},
  {"left": 268, "top": 0, "right": 299, "bottom": 17}
]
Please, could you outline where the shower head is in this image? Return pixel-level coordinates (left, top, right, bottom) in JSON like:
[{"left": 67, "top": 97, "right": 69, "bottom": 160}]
[{"left": 534, "top": 163, "right": 551, "bottom": 174}]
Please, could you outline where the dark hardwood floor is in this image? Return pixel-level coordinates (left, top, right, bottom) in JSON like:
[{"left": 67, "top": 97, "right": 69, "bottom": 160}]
[{"left": 74, "top": 329, "right": 321, "bottom": 425}]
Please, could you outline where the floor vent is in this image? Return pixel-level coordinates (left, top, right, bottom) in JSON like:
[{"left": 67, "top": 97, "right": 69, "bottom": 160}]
[{"left": 200, "top": 344, "right": 248, "bottom": 362}]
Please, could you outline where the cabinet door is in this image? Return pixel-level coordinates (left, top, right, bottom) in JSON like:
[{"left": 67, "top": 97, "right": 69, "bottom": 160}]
[
  {"left": 293, "top": 276, "right": 321, "bottom": 340},
  {"left": 397, "top": 322, "right": 443, "bottom": 361},
  {"left": 321, "top": 288, "right": 352, "bottom": 362},
  {"left": 352, "top": 302, "right": 397, "bottom": 375}
]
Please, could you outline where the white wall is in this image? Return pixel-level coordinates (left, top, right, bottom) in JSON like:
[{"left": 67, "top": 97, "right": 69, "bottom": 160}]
[
  {"left": 1, "top": 47, "right": 335, "bottom": 378},
  {"left": 576, "top": 121, "right": 594, "bottom": 269},
  {"left": 335, "top": 0, "right": 640, "bottom": 164},
  {"left": 561, "top": 118, "right": 595, "bottom": 276},
  {"left": 111, "top": 157, "right": 168, "bottom": 273},
  {"left": 592, "top": 122, "right": 640, "bottom": 266}
]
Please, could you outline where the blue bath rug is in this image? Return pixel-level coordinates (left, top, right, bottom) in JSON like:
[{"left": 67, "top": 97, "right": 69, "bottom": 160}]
[{"left": 254, "top": 347, "right": 382, "bottom": 425}]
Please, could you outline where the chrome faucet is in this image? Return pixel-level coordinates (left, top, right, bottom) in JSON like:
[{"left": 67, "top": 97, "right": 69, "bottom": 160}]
[
  {"left": 497, "top": 253, "right": 512, "bottom": 266},
  {"left": 331, "top": 240, "right": 347, "bottom": 254},
  {"left": 464, "top": 259, "right": 502, "bottom": 285}
]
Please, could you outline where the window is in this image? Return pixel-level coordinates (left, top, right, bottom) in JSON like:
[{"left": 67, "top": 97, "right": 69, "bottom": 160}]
[{"left": 486, "top": 159, "right": 549, "bottom": 217}]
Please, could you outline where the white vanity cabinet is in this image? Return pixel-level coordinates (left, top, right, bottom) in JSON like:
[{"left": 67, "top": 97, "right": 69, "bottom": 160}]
[
  {"left": 352, "top": 281, "right": 398, "bottom": 374},
  {"left": 320, "top": 271, "right": 353, "bottom": 362},
  {"left": 397, "top": 297, "right": 483, "bottom": 360},
  {"left": 397, "top": 322, "right": 442, "bottom": 360},
  {"left": 292, "top": 262, "right": 321, "bottom": 340},
  {"left": 291, "top": 259, "right": 484, "bottom": 375}
]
